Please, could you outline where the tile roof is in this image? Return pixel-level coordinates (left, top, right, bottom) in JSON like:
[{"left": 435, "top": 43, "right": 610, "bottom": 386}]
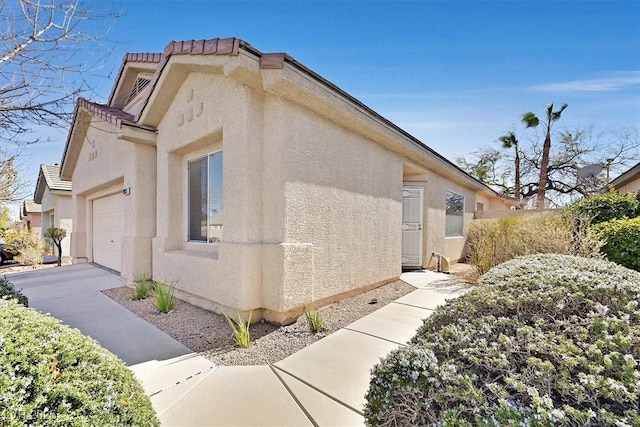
[
  {"left": 34, "top": 164, "right": 72, "bottom": 203},
  {"left": 63, "top": 36, "right": 512, "bottom": 199},
  {"left": 42, "top": 164, "right": 72, "bottom": 192},
  {"left": 77, "top": 98, "right": 136, "bottom": 128}
]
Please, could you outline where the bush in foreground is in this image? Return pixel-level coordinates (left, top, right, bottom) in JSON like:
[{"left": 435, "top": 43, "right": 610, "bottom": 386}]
[
  {"left": 365, "top": 254, "right": 640, "bottom": 426},
  {"left": 0, "top": 277, "right": 28, "bottom": 306},
  {"left": 0, "top": 300, "right": 159, "bottom": 426}
]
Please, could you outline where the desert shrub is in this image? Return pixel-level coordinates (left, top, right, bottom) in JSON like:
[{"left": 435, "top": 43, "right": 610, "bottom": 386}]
[
  {"left": 566, "top": 191, "right": 639, "bottom": 225},
  {"left": 225, "top": 311, "right": 252, "bottom": 348},
  {"left": 131, "top": 274, "right": 152, "bottom": 301},
  {"left": 0, "top": 277, "right": 28, "bottom": 306},
  {"left": 365, "top": 254, "right": 640, "bottom": 426},
  {"left": 591, "top": 216, "right": 640, "bottom": 272},
  {"left": 3, "top": 229, "right": 45, "bottom": 269},
  {"left": 0, "top": 300, "right": 158, "bottom": 426},
  {"left": 305, "top": 307, "right": 323, "bottom": 333},
  {"left": 466, "top": 213, "right": 579, "bottom": 275},
  {"left": 152, "top": 281, "right": 175, "bottom": 313}
]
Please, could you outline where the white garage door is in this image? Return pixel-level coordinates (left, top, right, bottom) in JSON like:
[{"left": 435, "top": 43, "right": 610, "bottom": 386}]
[{"left": 92, "top": 193, "right": 124, "bottom": 272}]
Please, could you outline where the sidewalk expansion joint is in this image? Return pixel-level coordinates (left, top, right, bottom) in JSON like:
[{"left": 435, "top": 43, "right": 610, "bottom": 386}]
[
  {"left": 392, "top": 301, "right": 437, "bottom": 312},
  {"left": 148, "top": 364, "right": 218, "bottom": 397},
  {"left": 342, "top": 327, "right": 410, "bottom": 347},
  {"left": 271, "top": 365, "right": 365, "bottom": 417},
  {"left": 270, "top": 366, "right": 319, "bottom": 427}
]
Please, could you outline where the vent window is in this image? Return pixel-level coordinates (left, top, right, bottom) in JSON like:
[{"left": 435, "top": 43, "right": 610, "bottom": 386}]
[{"left": 125, "top": 77, "right": 151, "bottom": 105}]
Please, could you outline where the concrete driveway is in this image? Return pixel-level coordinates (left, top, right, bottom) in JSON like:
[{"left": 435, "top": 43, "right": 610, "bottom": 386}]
[{"left": 6, "top": 263, "right": 193, "bottom": 366}]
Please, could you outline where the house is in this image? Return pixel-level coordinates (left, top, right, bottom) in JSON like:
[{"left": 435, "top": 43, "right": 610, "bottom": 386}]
[
  {"left": 609, "top": 162, "right": 640, "bottom": 195},
  {"left": 19, "top": 200, "right": 42, "bottom": 236},
  {"left": 33, "top": 164, "right": 73, "bottom": 258},
  {"left": 59, "top": 38, "right": 515, "bottom": 323}
]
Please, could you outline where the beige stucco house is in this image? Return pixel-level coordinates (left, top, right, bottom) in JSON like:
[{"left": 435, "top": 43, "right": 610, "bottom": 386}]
[
  {"left": 19, "top": 200, "right": 42, "bottom": 236},
  {"left": 34, "top": 164, "right": 73, "bottom": 258},
  {"left": 60, "top": 37, "right": 514, "bottom": 323},
  {"left": 609, "top": 162, "right": 640, "bottom": 194}
]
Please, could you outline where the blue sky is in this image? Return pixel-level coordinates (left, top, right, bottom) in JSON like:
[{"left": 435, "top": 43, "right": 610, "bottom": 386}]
[{"left": 20, "top": 0, "right": 640, "bottom": 215}]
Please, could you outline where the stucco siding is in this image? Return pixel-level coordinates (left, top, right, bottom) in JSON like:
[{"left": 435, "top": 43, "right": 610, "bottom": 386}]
[
  {"left": 39, "top": 187, "right": 73, "bottom": 257},
  {"left": 153, "top": 72, "right": 265, "bottom": 314},
  {"left": 278, "top": 102, "right": 402, "bottom": 302},
  {"left": 617, "top": 177, "right": 640, "bottom": 194}
]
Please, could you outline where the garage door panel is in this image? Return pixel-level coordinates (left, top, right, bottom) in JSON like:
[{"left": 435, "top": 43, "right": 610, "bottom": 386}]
[{"left": 93, "top": 193, "right": 124, "bottom": 272}]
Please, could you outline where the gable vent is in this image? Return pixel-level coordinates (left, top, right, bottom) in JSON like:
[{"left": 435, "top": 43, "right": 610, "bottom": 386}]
[{"left": 125, "top": 77, "right": 151, "bottom": 105}]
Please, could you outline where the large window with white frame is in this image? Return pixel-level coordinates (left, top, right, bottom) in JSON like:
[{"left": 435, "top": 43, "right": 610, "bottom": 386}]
[
  {"left": 188, "top": 151, "right": 223, "bottom": 242},
  {"left": 445, "top": 191, "right": 464, "bottom": 237}
]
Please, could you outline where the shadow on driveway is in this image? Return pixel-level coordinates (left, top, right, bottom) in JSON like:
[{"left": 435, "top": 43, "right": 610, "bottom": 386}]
[{"left": 6, "top": 263, "right": 193, "bottom": 365}]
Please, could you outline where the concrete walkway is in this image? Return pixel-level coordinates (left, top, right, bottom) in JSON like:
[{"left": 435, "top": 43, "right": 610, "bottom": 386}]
[
  {"left": 8, "top": 263, "right": 194, "bottom": 365},
  {"left": 8, "top": 264, "right": 471, "bottom": 426}
]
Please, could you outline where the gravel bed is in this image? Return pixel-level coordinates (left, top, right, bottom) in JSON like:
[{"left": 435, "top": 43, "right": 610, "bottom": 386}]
[{"left": 102, "top": 280, "right": 416, "bottom": 366}]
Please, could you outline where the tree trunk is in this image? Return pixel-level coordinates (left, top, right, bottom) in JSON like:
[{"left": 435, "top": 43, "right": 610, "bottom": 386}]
[
  {"left": 536, "top": 130, "right": 551, "bottom": 209},
  {"left": 55, "top": 240, "right": 62, "bottom": 267},
  {"left": 514, "top": 150, "right": 521, "bottom": 208}
]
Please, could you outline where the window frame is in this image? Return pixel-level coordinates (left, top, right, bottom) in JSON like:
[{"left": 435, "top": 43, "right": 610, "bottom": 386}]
[{"left": 187, "top": 149, "right": 223, "bottom": 244}]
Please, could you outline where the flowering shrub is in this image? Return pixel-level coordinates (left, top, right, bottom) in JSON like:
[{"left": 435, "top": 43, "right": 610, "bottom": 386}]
[
  {"left": 591, "top": 216, "right": 640, "bottom": 272},
  {"left": 0, "top": 277, "right": 27, "bottom": 306},
  {"left": 0, "top": 300, "right": 158, "bottom": 426},
  {"left": 365, "top": 254, "right": 640, "bottom": 426}
]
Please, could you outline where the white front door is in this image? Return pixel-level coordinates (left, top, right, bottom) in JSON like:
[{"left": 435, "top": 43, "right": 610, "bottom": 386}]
[
  {"left": 92, "top": 193, "right": 124, "bottom": 272},
  {"left": 402, "top": 186, "right": 423, "bottom": 268}
]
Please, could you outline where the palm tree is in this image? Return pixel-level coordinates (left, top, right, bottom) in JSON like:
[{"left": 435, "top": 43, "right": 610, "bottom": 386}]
[
  {"left": 521, "top": 103, "right": 568, "bottom": 209},
  {"left": 44, "top": 227, "right": 66, "bottom": 267},
  {"left": 498, "top": 132, "right": 521, "bottom": 208}
]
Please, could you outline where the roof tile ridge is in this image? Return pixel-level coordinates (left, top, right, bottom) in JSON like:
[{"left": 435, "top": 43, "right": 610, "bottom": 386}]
[{"left": 78, "top": 98, "right": 135, "bottom": 128}]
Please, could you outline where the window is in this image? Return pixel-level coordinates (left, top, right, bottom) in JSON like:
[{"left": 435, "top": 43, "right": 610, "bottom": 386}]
[
  {"left": 445, "top": 191, "right": 464, "bottom": 237},
  {"left": 188, "top": 151, "right": 223, "bottom": 242},
  {"left": 476, "top": 202, "right": 484, "bottom": 212}
]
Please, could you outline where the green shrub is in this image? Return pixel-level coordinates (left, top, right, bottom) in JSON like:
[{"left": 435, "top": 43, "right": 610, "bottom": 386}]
[
  {"left": 152, "top": 281, "right": 175, "bottom": 313},
  {"left": 131, "top": 275, "right": 152, "bottom": 301},
  {"left": 566, "top": 191, "right": 639, "bottom": 225},
  {"left": 466, "top": 213, "right": 578, "bottom": 275},
  {"left": 592, "top": 216, "right": 640, "bottom": 272},
  {"left": 225, "top": 311, "right": 252, "bottom": 348},
  {"left": 0, "top": 300, "right": 158, "bottom": 426},
  {"left": 0, "top": 276, "right": 28, "bottom": 306},
  {"left": 305, "top": 307, "right": 323, "bottom": 333},
  {"left": 3, "top": 229, "right": 45, "bottom": 269},
  {"left": 365, "top": 254, "right": 640, "bottom": 426}
]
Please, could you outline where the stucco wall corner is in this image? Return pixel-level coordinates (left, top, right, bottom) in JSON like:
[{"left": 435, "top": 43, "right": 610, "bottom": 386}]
[{"left": 261, "top": 242, "right": 313, "bottom": 314}]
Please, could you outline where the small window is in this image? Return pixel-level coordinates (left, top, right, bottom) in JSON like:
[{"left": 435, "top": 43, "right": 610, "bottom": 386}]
[
  {"left": 188, "top": 151, "right": 223, "bottom": 242},
  {"left": 445, "top": 191, "right": 464, "bottom": 237},
  {"left": 476, "top": 202, "right": 485, "bottom": 212}
]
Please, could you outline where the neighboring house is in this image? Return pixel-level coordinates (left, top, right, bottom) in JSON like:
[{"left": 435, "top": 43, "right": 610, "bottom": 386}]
[
  {"left": 20, "top": 201, "right": 42, "bottom": 236},
  {"left": 60, "top": 38, "right": 515, "bottom": 323},
  {"left": 609, "top": 162, "right": 640, "bottom": 195},
  {"left": 34, "top": 164, "right": 73, "bottom": 258}
]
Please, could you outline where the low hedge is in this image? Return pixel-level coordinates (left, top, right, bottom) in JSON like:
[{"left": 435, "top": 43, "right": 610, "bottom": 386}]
[
  {"left": 0, "top": 277, "right": 28, "bottom": 306},
  {"left": 365, "top": 254, "right": 640, "bottom": 426},
  {"left": 592, "top": 216, "right": 640, "bottom": 272},
  {"left": 0, "top": 300, "right": 159, "bottom": 426}
]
